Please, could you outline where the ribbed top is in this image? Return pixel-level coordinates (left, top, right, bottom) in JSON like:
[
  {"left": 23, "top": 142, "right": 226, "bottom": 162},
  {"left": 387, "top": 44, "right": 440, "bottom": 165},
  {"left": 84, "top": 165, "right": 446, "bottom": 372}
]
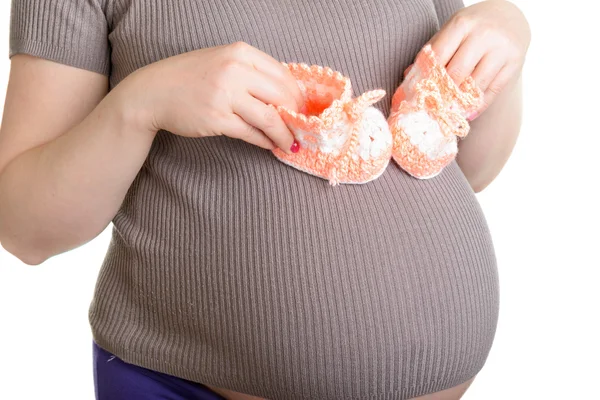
[{"left": 10, "top": 1, "right": 499, "bottom": 399}]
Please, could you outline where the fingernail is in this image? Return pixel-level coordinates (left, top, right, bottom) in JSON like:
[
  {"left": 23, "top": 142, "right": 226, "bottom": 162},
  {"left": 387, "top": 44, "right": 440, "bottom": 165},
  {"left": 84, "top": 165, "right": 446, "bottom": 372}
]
[
  {"left": 467, "top": 111, "right": 479, "bottom": 121},
  {"left": 290, "top": 140, "right": 300, "bottom": 153}
]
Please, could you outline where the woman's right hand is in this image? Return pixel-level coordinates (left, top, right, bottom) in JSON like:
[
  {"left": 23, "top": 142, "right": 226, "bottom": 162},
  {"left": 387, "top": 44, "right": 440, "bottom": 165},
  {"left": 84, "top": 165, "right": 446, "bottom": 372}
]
[{"left": 124, "top": 41, "right": 304, "bottom": 154}]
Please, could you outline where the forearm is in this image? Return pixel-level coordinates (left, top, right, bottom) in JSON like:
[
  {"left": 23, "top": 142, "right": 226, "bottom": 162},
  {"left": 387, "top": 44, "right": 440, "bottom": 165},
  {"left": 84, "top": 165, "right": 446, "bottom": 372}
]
[
  {"left": 456, "top": 72, "right": 523, "bottom": 192},
  {"left": 0, "top": 85, "right": 156, "bottom": 264}
]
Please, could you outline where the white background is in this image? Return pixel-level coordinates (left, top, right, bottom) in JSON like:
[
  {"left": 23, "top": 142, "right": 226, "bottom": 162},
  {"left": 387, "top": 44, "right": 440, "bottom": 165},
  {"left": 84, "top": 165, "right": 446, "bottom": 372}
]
[{"left": 1, "top": 1, "right": 598, "bottom": 399}]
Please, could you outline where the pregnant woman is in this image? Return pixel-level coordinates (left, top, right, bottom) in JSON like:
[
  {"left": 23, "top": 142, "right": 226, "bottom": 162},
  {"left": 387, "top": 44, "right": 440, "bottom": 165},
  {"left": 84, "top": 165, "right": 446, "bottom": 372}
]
[{"left": 0, "top": 0, "right": 529, "bottom": 399}]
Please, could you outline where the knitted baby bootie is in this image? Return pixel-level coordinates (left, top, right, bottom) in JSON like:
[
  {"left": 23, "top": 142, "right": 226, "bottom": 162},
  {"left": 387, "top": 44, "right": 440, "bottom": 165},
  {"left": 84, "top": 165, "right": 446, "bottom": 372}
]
[
  {"left": 272, "top": 63, "right": 393, "bottom": 186},
  {"left": 388, "top": 44, "right": 484, "bottom": 179}
]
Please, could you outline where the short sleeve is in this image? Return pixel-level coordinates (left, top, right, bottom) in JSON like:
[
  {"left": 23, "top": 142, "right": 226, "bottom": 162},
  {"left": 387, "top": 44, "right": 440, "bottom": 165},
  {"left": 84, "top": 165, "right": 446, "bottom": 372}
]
[
  {"left": 432, "top": 0, "right": 465, "bottom": 26},
  {"left": 9, "top": 0, "right": 110, "bottom": 76}
]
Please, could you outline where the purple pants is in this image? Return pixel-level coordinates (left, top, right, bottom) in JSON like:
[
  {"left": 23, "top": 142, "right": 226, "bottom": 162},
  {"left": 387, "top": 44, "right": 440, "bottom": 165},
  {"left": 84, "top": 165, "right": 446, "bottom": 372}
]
[{"left": 93, "top": 340, "right": 226, "bottom": 400}]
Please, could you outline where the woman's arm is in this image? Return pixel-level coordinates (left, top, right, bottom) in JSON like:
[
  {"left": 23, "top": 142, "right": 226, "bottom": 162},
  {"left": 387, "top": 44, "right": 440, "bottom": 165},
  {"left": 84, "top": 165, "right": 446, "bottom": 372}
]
[
  {"left": 428, "top": 0, "right": 530, "bottom": 192},
  {"left": 456, "top": 71, "right": 522, "bottom": 192},
  {"left": 0, "top": 56, "right": 156, "bottom": 265},
  {"left": 1, "top": 43, "right": 303, "bottom": 265}
]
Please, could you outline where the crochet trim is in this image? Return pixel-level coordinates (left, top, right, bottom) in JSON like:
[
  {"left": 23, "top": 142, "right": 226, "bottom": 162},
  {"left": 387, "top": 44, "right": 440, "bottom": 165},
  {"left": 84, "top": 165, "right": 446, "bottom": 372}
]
[
  {"left": 388, "top": 44, "right": 484, "bottom": 179},
  {"left": 273, "top": 63, "right": 392, "bottom": 186},
  {"left": 270, "top": 45, "right": 484, "bottom": 184}
]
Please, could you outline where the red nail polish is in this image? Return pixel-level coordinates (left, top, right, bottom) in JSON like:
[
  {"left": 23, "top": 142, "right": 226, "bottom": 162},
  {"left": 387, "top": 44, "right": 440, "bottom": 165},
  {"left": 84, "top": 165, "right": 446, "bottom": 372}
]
[{"left": 290, "top": 140, "right": 300, "bottom": 153}]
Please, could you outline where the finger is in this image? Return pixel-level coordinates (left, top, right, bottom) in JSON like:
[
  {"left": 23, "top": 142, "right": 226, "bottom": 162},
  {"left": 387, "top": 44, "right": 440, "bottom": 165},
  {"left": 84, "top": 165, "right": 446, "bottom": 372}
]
[
  {"left": 427, "top": 18, "right": 470, "bottom": 66},
  {"left": 222, "top": 115, "right": 276, "bottom": 150},
  {"left": 233, "top": 95, "right": 295, "bottom": 154},
  {"left": 242, "top": 65, "right": 301, "bottom": 112},
  {"left": 229, "top": 42, "right": 304, "bottom": 110},
  {"left": 470, "top": 52, "right": 505, "bottom": 93},
  {"left": 270, "top": 68, "right": 304, "bottom": 113},
  {"left": 445, "top": 36, "right": 487, "bottom": 86},
  {"left": 479, "top": 64, "right": 515, "bottom": 113}
]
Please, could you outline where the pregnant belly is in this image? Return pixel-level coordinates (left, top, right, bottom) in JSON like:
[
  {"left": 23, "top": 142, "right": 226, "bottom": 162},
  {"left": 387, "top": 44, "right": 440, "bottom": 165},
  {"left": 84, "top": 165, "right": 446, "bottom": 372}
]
[{"left": 94, "top": 140, "right": 499, "bottom": 399}]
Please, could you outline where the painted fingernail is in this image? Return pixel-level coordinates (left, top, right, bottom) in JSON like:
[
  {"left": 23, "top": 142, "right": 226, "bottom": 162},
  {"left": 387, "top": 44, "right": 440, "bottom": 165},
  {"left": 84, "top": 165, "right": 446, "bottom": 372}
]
[
  {"left": 290, "top": 140, "right": 300, "bottom": 153},
  {"left": 467, "top": 111, "right": 479, "bottom": 121}
]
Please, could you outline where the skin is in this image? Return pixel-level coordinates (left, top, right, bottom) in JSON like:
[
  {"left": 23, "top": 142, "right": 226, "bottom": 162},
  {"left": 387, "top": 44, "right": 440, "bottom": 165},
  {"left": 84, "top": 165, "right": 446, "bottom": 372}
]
[
  {"left": 428, "top": 0, "right": 531, "bottom": 192},
  {"left": 0, "top": 42, "right": 302, "bottom": 265},
  {"left": 0, "top": 1, "right": 528, "bottom": 398}
]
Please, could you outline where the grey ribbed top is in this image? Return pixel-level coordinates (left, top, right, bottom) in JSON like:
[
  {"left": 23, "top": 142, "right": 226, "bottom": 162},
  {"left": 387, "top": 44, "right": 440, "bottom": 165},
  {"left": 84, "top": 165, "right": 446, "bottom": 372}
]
[{"left": 9, "top": 1, "right": 499, "bottom": 399}]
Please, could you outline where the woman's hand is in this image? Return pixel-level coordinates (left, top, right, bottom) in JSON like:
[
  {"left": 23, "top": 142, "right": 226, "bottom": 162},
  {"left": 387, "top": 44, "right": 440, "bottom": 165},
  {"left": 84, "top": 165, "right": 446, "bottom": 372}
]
[
  {"left": 124, "top": 41, "right": 304, "bottom": 154},
  {"left": 427, "top": 0, "right": 530, "bottom": 118}
]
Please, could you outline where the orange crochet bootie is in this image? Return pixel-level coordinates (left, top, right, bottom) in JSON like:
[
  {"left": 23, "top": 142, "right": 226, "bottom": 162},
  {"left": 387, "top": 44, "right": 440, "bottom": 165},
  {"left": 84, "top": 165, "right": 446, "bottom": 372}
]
[
  {"left": 388, "top": 44, "right": 484, "bottom": 179},
  {"left": 272, "top": 63, "right": 392, "bottom": 186}
]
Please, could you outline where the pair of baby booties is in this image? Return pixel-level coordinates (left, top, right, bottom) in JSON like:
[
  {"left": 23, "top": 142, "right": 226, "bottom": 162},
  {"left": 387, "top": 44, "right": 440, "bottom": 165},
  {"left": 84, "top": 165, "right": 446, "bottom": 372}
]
[{"left": 271, "top": 44, "right": 484, "bottom": 185}]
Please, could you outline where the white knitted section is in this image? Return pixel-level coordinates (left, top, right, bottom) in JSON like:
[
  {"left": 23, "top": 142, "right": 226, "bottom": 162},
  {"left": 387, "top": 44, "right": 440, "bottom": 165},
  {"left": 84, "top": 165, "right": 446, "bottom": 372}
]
[
  {"left": 402, "top": 65, "right": 423, "bottom": 98},
  {"left": 396, "top": 110, "right": 457, "bottom": 159},
  {"left": 290, "top": 107, "right": 392, "bottom": 162},
  {"left": 290, "top": 115, "right": 351, "bottom": 156},
  {"left": 355, "top": 107, "right": 393, "bottom": 161}
]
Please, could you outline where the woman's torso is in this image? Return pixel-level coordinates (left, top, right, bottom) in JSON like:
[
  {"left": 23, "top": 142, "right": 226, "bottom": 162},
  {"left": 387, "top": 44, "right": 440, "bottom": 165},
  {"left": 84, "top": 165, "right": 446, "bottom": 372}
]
[{"left": 89, "top": 1, "right": 499, "bottom": 398}]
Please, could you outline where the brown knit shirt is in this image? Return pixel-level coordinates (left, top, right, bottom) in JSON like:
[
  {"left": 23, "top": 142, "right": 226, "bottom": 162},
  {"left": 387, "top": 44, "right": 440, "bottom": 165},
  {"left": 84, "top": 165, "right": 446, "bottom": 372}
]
[{"left": 9, "top": 1, "right": 499, "bottom": 399}]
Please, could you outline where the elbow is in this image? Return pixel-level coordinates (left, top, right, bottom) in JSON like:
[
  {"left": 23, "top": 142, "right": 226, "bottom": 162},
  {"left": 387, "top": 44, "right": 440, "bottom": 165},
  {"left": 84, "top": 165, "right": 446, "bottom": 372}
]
[
  {"left": 0, "top": 216, "right": 100, "bottom": 265},
  {"left": 0, "top": 234, "right": 50, "bottom": 266},
  {"left": 2, "top": 242, "right": 49, "bottom": 266},
  {"left": 472, "top": 181, "right": 490, "bottom": 194},
  {"left": 467, "top": 173, "right": 494, "bottom": 193},
  {"left": 461, "top": 170, "right": 493, "bottom": 194},
  {"left": 17, "top": 253, "right": 48, "bottom": 266}
]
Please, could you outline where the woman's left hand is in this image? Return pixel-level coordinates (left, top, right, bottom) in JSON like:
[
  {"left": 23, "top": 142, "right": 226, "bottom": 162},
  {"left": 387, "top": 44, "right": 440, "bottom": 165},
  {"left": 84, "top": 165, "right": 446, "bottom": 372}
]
[{"left": 424, "top": 0, "right": 530, "bottom": 119}]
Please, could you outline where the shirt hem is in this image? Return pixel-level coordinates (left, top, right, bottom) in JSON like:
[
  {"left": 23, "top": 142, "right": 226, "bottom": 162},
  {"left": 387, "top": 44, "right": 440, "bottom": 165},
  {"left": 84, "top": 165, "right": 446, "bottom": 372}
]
[{"left": 92, "top": 335, "right": 485, "bottom": 400}]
